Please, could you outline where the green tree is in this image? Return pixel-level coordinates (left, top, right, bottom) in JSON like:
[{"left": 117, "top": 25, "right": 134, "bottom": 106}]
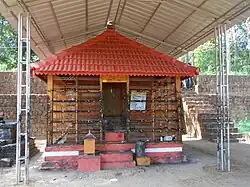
[
  {"left": 180, "top": 19, "right": 250, "bottom": 75},
  {"left": 0, "top": 15, "right": 38, "bottom": 71}
]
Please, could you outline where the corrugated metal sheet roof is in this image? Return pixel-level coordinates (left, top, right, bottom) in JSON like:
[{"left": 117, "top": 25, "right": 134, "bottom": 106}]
[
  {"left": 0, "top": 0, "right": 250, "bottom": 60},
  {"left": 32, "top": 27, "right": 199, "bottom": 77}
]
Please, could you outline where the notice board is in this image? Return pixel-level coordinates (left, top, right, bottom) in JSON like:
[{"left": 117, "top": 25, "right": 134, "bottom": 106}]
[{"left": 130, "top": 91, "right": 147, "bottom": 111}]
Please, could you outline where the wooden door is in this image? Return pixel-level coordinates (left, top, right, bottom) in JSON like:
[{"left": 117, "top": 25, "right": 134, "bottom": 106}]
[{"left": 103, "top": 83, "right": 126, "bottom": 117}]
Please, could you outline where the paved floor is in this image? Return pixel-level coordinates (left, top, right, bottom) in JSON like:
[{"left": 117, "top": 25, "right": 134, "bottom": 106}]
[{"left": 1, "top": 139, "right": 250, "bottom": 187}]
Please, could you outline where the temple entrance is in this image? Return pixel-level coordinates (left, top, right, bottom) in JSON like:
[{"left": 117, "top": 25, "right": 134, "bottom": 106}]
[{"left": 102, "top": 83, "right": 127, "bottom": 132}]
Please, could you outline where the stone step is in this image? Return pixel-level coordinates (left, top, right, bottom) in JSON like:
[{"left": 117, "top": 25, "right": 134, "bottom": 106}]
[
  {"left": 188, "top": 104, "right": 213, "bottom": 109},
  {"left": 203, "top": 132, "right": 243, "bottom": 141},
  {"left": 198, "top": 113, "right": 218, "bottom": 120},
  {"left": 185, "top": 101, "right": 210, "bottom": 105},
  {"left": 0, "top": 158, "right": 13, "bottom": 167},
  {"left": 209, "top": 138, "right": 241, "bottom": 143},
  {"left": 181, "top": 91, "right": 198, "bottom": 96},
  {"left": 100, "top": 151, "right": 133, "bottom": 163},
  {"left": 202, "top": 127, "right": 238, "bottom": 133},
  {"left": 183, "top": 97, "right": 207, "bottom": 102},
  {"left": 201, "top": 123, "right": 235, "bottom": 129},
  {"left": 96, "top": 143, "right": 134, "bottom": 152},
  {"left": 201, "top": 119, "right": 235, "bottom": 127},
  {"left": 40, "top": 160, "right": 78, "bottom": 170},
  {"left": 201, "top": 126, "right": 235, "bottom": 132},
  {"left": 189, "top": 109, "right": 217, "bottom": 114}
]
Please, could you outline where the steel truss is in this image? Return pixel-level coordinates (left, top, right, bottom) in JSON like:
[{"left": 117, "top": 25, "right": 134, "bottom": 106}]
[
  {"left": 214, "top": 23, "right": 231, "bottom": 172},
  {"left": 16, "top": 13, "right": 31, "bottom": 184}
]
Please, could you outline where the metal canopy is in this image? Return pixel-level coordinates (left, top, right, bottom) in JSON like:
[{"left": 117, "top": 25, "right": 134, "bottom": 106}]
[{"left": 1, "top": 0, "right": 250, "bottom": 60}]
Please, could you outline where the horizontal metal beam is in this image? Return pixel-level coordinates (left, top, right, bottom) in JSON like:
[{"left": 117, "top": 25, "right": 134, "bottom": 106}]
[
  {"left": 36, "top": 27, "right": 105, "bottom": 46},
  {"left": 170, "top": 0, "right": 250, "bottom": 57},
  {"left": 48, "top": 1, "right": 66, "bottom": 48},
  {"left": 116, "top": 25, "right": 177, "bottom": 48},
  {"left": 0, "top": 0, "right": 49, "bottom": 58},
  {"left": 17, "top": 0, "right": 55, "bottom": 54},
  {"left": 129, "top": 0, "right": 218, "bottom": 18}
]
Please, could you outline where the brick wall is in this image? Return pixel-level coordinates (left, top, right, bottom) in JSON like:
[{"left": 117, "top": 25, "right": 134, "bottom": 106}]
[
  {"left": 0, "top": 72, "right": 47, "bottom": 138},
  {"left": 1, "top": 72, "right": 250, "bottom": 138},
  {"left": 198, "top": 75, "right": 250, "bottom": 95},
  {"left": 198, "top": 75, "right": 250, "bottom": 122},
  {"left": 0, "top": 71, "right": 47, "bottom": 94}
]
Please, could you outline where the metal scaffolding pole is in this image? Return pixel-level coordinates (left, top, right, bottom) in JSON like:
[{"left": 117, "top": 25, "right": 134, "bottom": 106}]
[
  {"left": 225, "top": 23, "right": 231, "bottom": 172},
  {"left": 215, "top": 23, "right": 231, "bottom": 172},
  {"left": 16, "top": 13, "right": 31, "bottom": 184},
  {"left": 215, "top": 26, "right": 220, "bottom": 171}
]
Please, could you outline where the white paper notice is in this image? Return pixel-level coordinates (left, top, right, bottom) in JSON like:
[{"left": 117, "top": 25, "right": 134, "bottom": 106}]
[{"left": 130, "top": 91, "right": 147, "bottom": 111}]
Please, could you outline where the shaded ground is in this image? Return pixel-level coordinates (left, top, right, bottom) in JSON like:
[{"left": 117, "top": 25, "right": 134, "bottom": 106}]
[{"left": 1, "top": 140, "right": 250, "bottom": 187}]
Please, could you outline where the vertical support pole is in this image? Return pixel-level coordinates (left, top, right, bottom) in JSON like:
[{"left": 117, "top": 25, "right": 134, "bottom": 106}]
[
  {"left": 225, "top": 23, "right": 231, "bottom": 172},
  {"left": 216, "top": 22, "right": 231, "bottom": 172},
  {"left": 16, "top": 13, "right": 23, "bottom": 184},
  {"left": 218, "top": 24, "right": 225, "bottom": 172},
  {"left": 222, "top": 24, "right": 227, "bottom": 171},
  {"left": 16, "top": 13, "right": 31, "bottom": 185},
  {"left": 175, "top": 76, "right": 181, "bottom": 140},
  {"left": 215, "top": 25, "right": 220, "bottom": 171},
  {"left": 75, "top": 76, "right": 79, "bottom": 143},
  {"left": 47, "top": 75, "right": 54, "bottom": 145},
  {"left": 24, "top": 14, "right": 31, "bottom": 185}
]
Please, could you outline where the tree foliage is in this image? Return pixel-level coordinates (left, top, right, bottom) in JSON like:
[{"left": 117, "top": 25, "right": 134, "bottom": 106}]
[
  {"left": 0, "top": 15, "right": 38, "bottom": 71},
  {"left": 236, "top": 120, "right": 250, "bottom": 135},
  {"left": 180, "top": 19, "right": 250, "bottom": 75}
]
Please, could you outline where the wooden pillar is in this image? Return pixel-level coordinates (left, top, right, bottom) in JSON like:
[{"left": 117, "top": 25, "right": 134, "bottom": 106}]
[
  {"left": 175, "top": 76, "right": 182, "bottom": 141},
  {"left": 167, "top": 77, "right": 172, "bottom": 132},
  {"left": 151, "top": 80, "right": 155, "bottom": 140},
  {"left": 99, "top": 78, "right": 103, "bottom": 142},
  {"left": 75, "top": 76, "right": 79, "bottom": 144},
  {"left": 47, "top": 75, "right": 54, "bottom": 145},
  {"left": 126, "top": 77, "right": 130, "bottom": 142}
]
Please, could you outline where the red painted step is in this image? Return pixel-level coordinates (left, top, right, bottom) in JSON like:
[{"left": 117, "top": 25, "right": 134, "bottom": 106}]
[
  {"left": 146, "top": 142, "right": 183, "bottom": 149},
  {"left": 105, "top": 132, "right": 124, "bottom": 142},
  {"left": 150, "top": 154, "right": 183, "bottom": 164},
  {"left": 41, "top": 160, "right": 78, "bottom": 170},
  {"left": 45, "top": 144, "right": 83, "bottom": 152},
  {"left": 100, "top": 152, "right": 133, "bottom": 163},
  {"left": 101, "top": 161, "right": 136, "bottom": 169},
  {"left": 78, "top": 155, "right": 100, "bottom": 172},
  {"left": 44, "top": 155, "right": 79, "bottom": 161},
  {"left": 96, "top": 143, "right": 134, "bottom": 152},
  {"left": 146, "top": 152, "right": 183, "bottom": 158}
]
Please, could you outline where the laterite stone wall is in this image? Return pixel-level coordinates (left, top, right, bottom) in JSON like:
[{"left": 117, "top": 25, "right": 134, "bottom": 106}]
[
  {"left": 1, "top": 72, "right": 250, "bottom": 138},
  {"left": 0, "top": 72, "right": 47, "bottom": 138},
  {"left": 198, "top": 75, "right": 250, "bottom": 121}
]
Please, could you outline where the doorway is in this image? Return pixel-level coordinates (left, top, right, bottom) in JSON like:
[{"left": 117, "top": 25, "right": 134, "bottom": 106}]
[{"left": 102, "top": 83, "right": 127, "bottom": 132}]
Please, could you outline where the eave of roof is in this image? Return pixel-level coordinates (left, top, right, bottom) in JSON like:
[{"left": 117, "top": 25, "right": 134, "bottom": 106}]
[{"left": 32, "top": 27, "right": 200, "bottom": 77}]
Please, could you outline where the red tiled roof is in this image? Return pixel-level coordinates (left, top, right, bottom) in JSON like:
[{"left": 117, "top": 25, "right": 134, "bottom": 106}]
[{"left": 32, "top": 28, "right": 199, "bottom": 77}]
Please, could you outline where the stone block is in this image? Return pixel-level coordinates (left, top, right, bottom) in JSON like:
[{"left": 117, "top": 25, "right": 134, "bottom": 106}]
[
  {"left": 78, "top": 155, "right": 100, "bottom": 172},
  {"left": 41, "top": 160, "right": 78, "bottom": 170},
  {"left": 105, "top": 132, "right": 124, "bottom": 142},
  {"left": 136, "top": 156, "right": 151, "bottom": 166},
  {"left": 96, "top": 143, "right": 134, "bottom": 152},
  {"left": 100, "top": 152, "right": 133, "bottom": 163},
  {"left": 150, "top": 154, "right": 183, "bottom": 164}
]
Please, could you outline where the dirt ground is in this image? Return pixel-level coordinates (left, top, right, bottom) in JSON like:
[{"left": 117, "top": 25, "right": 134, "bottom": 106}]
[{"left": 1, "top": 139, "right": 250, "bottom": 187}]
